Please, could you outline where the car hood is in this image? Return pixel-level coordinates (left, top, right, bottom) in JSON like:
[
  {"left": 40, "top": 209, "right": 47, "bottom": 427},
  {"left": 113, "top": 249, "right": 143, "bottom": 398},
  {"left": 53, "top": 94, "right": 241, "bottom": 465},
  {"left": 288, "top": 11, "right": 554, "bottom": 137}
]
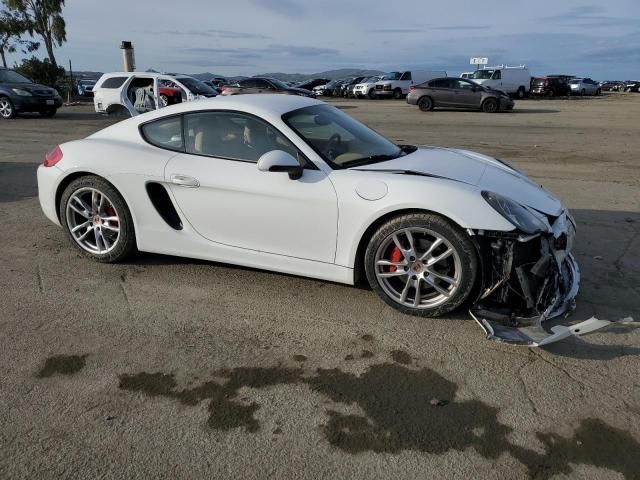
[
  {"left": 3, "top": 82, "right": 58, "bottom": 94},
  {"left": 353, "top": 146, "right": 563, "bottom": 215},
  {"left": 289, "top": 87, "right": 313, "bottom": 95}
]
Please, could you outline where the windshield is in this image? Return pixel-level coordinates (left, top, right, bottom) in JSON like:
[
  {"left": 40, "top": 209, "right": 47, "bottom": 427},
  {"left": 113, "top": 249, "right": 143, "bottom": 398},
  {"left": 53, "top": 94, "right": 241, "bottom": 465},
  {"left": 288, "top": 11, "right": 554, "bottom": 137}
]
[
  {"left": 363, "top": 76, "right": 378, "bottom": 83},
  {"left": 0, "top": 69, "right": 31, "bottom": 84},
  {"left": 175, "top": 77, "right": 217, "bottom": 95},
  {"left": 471, "top": 70, "right": 494, "bottom": 80},
  {"left": 283, "top": 104, "right": 405, "bottom": 168},
  {"left": 269, "top": 78, "right": 290, "bottom": 89},
  {"left": 381, "top": 72, "right": 401, "bottom": 81}
]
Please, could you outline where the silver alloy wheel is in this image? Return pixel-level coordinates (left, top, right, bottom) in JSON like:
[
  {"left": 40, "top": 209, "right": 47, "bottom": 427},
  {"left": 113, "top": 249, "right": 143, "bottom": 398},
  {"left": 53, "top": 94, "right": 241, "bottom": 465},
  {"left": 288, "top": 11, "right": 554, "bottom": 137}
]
[
  {"left": 65, "top": 187, "right": 120, "bottom": 255},
  {"left": 374, "top": 227, "right": 462, "bottom": 309},
  {"left": 0, "top": 98, "right": 13, "bottom": 118},
  {"left": 160, "top": 94, "right": 169, "bottom": 107}
]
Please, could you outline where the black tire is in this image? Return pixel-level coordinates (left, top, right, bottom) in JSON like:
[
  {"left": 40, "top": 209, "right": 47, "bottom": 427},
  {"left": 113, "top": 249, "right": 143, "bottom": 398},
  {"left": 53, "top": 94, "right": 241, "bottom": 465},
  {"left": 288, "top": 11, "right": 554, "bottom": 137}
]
[
  {"left": 516, "top": 87, "right": 526, "bottom": 99},
  {"left": 547, "top": 89, "right": 555, "bottom": 98},
  {"left": 418, "top": 96, "right": 434, "bottom": 112},
  {"left": 392, "top": 88, "right": 403, "bottom": 100},
  {"left": 364, "top": 212, "right": 478, "bottom": 317},
  {"left": 160, "top": 94, "right": 169, "bottom": 107},
  {"left": 0, "top": 96, "right": 16, "bottom": 119},
  {"left": 581, "top": 89, "right": 586, "bottom": 96},
  {"left": 368, "top": 89, "right": 376, "bottom": 99},
  {"left": 482, "top": 98, "right": 499, "bottom": 113},
  {"left": 596, "top": 89, "right": 601, "bottom": 96},
  {"left": 59, "top": 175, "right": 136, "bottom": 263},
  {"left": 40, "top": 109, "right": 57, "bottom": 118}
]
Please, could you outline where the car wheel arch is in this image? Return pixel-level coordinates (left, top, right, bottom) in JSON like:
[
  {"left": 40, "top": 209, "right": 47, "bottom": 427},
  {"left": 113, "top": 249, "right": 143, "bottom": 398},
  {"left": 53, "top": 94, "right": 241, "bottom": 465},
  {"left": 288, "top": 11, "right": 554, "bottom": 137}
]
[
  {"left": 351, "top": 207, "right": 470, "bottom": 285},
  {"left": 55, "top": 172, "right": 136, "bottom": 229}
]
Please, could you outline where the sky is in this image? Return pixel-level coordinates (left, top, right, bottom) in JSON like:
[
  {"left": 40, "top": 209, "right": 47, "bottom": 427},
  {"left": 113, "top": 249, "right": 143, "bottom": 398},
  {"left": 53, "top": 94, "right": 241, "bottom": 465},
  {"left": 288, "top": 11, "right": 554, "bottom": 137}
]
[{"left": 5, "top": 0, "right": 640, "bottom": 79}]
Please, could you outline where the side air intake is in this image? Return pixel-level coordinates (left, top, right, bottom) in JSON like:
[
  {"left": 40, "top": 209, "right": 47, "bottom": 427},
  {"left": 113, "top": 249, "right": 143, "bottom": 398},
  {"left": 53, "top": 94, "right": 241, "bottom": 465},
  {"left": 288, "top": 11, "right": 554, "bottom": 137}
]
[{"left": 145, "top": 182, "right": 183, "bottom": 230}]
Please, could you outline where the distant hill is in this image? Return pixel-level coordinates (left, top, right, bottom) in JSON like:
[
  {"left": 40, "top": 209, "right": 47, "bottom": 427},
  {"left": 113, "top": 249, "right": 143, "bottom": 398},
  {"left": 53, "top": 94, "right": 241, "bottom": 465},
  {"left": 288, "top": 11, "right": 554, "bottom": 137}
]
[{"left": 259, "top": 68, "right": 385, "bottom": 82}]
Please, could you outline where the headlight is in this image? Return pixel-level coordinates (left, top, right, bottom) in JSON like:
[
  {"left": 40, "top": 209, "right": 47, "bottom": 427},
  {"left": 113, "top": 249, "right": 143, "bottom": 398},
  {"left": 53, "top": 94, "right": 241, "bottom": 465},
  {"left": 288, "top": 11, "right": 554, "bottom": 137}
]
[
  {"left": 12, "top": 88, "right": 32, "bottom": 96},
  {"left": 481, "top": 191, "right": 549, "bottom": 234}
]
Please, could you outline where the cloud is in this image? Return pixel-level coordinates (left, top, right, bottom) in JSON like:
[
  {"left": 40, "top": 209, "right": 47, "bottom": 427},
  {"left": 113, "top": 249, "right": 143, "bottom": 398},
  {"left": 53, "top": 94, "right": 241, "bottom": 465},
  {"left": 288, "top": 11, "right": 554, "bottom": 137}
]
[
  {"left": 248, "top": 0, "right": 305, "bottom": 18},
  {"left": 158, "top": 29, "right": 272, "bottom": 40},
  {"left": 541, "top": 6, "right": 638, "bottom": 28}
]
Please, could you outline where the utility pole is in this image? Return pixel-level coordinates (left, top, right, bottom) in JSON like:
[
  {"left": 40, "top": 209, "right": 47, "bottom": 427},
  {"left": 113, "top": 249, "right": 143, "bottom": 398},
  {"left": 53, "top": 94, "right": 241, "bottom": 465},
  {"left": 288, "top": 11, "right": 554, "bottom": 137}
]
[{"left": 68, "top": 59, "right": 73, "bottom": 104}]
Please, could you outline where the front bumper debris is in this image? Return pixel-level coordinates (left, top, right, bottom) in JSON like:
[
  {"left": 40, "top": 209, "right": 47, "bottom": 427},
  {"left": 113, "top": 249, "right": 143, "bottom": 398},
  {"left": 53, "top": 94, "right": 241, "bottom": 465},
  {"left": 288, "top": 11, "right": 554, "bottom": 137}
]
[{"left": 470, "top": 210, "right": 613, "bottom": 346}]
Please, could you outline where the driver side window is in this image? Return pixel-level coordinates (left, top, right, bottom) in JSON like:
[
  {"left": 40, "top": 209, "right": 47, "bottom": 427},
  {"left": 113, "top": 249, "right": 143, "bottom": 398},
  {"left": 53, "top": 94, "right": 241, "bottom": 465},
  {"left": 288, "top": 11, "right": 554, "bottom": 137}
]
[
  {"left": 492, "top": 70, "right": 502, "bottom": 80},
  {"left": 184, "top": 111, "right": 300, "bottom": 163}
]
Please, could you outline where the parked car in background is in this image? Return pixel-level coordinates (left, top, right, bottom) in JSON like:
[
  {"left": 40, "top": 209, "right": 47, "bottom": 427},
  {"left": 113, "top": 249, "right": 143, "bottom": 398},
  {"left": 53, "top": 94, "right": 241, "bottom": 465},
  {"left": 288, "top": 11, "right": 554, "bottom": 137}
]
[
  {"left": 470, "top": 65, "right": 531, "bottom": 98},
  {"left": 297, "top": 78, "right": 330, "bottom": 91},
  {"left": 599, "top": 81, "right": 624, "bottom": 92},
  {"left": 314, "top": 79, "right": 342, "bottom": 97},
  {"left": 460, "top": 72, "right": 474, "bottom": 79},
  {"left": 530, "top": 77, "right": 570, "bottom": 97},
  {"left": 93, "top": 72, "right": 217, "bottom": 117},
  {"left": 203, "top": 78, "right": 227, "bottom": 93},
  {"left": 407, "top": 77, "right": 514, "bottom": 113},
  {"left": 624, "top": 81, "right": 640, "bottom": 92},
  {"left": 569, "top": 78, "right": 600, "bottom": 96},
  {"left": 375, "top": 70, "right": 447, "bottom": 99},
  {"left": 331, "top": 79, "right": 350, "bottom": 97},
  {"left": 220, "top": 77, "right": 314, "bottom": 97},
  {"left": 353, "top": 75, "right": 383, "bottom": 99},
  {"left": 339, "top": 76, "right": 366, "bottom": 98},
  {"left": 77, "top": 79, "right": 97, "bottom": 96},
  {"left": 157, "top": 80, "right": 183, "bottom": 106},
  {"left": 0, "top": 67, "right": 63, "bottom": 119}
]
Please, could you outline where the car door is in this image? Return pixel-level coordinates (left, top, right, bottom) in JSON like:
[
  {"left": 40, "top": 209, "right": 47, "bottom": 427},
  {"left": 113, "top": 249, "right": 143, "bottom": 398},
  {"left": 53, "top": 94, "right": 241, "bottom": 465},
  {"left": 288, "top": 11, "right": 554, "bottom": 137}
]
[
  {"left": 164, "top": 110, "right": 339, "bottom": 263},
  {"left": 450, "top": 79, "right": 482, "bottom": 108},
  {"left": 428, "top": 78, "right": 454, "bottom": 106}
]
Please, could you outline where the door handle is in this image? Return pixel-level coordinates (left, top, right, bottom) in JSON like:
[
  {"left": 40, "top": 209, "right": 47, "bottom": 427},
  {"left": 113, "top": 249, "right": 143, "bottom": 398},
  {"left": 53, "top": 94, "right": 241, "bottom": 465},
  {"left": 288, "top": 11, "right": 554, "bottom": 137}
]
[{"left": 170, "top": 174, "right": 200, "bottom": 188}]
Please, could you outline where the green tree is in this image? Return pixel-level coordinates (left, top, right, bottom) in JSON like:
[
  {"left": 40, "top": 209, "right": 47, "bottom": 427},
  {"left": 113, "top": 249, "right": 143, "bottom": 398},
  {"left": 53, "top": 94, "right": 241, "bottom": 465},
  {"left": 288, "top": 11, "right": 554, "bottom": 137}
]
[
  {"left": 4, "top": 0, "right": 65, "bottom": 67},
  {"left": 14, "top": 55, "right": 64, "bottom": 87},
  {"left": 0, "top": 10, "right": 38, "bottom": 68}
]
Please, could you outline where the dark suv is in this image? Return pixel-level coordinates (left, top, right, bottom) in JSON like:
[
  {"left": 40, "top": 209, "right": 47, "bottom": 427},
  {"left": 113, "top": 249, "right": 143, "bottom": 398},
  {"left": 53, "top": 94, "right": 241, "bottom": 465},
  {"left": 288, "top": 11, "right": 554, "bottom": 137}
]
[
  {"left": 530, "top": 77, "right": 571, "bottom": 97},
  {"left": 0, "top": 67, "right": 63, "bottom": 119}
]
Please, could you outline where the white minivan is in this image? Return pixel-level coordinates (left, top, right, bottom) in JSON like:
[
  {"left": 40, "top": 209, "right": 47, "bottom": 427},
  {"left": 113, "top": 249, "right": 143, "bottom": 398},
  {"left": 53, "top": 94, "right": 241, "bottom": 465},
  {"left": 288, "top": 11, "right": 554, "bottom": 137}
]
[
  {"left": 375, "top": 70, "right": 447, "bottom": 99},
  {"left": 470, "top": 65, "right": 531, "bottom": 98}
]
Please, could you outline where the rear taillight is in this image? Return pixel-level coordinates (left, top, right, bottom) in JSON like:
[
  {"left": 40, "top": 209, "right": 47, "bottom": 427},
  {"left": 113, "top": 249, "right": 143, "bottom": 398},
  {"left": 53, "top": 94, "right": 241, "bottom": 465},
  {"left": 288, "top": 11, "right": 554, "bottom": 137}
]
[
  {"left": 409, "top": 86, "right": 415, "bottom": 92},
  {"left": 44, "top": 145, "right": 63, "bottom": 167}
]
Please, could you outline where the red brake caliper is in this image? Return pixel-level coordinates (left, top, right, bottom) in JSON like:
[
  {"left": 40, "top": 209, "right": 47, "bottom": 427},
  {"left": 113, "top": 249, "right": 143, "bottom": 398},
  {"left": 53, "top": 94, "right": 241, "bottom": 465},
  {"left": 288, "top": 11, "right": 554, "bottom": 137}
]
[
  {"left": 105, "top": 206, "right": 117, "bottom": 225},
  {"left": 388, "top": 247, "right": 403, "bottom": 273}
]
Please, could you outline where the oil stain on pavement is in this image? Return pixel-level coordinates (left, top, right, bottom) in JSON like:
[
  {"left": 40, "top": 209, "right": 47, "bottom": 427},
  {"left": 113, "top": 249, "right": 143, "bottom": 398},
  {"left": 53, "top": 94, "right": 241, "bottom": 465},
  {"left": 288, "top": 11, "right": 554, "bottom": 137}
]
[
  {"left": 118, "top": 359, "right": 640, "bottom": 479},
  {"left": 36, "top": 354, "right": 87, "bottom": 378}
]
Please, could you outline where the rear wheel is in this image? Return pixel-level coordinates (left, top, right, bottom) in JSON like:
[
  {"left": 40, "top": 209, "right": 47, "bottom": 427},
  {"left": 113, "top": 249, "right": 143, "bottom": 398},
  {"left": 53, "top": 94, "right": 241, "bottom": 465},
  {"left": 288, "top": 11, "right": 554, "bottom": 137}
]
[
  {"left": 482, "top": 98, "right": 499, "bottom": 113},
  {"left": 0, "top": 96, "right": 16, "bottom": 119},
  {"left": 418, "top": 96, "right": 434, "bottom": 112},
  {"left": 547, "top": 89, "right": 555, "bottom": 98},
  {"left": 581, "top": 89, "right": 586, "bottom": 96},
  {"left": 59, "top": 175, "right": 136, "bottom": 263},
  {"left": 364, "top": 213, "right": 478, "bottom": 317},
  {"left": 516, "top": 87, "right": 526, "bottom": 99},
  {"left": 368, "top": 89, "right": 376, "bottom": 99}
]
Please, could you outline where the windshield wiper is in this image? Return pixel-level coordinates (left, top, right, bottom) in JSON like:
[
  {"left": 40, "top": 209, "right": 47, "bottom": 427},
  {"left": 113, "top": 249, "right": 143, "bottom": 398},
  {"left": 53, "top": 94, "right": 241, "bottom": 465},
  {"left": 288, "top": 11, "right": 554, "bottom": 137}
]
[{"left": 342, "top": 152, "right": 407, "bottom": 168}]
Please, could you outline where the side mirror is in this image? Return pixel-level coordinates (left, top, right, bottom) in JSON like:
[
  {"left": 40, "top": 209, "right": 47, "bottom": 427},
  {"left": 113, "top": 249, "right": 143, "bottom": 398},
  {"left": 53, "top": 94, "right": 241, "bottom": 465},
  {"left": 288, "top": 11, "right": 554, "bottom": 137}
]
[{"left": 257, "top": 150, "right": 303, "bottom": 180}]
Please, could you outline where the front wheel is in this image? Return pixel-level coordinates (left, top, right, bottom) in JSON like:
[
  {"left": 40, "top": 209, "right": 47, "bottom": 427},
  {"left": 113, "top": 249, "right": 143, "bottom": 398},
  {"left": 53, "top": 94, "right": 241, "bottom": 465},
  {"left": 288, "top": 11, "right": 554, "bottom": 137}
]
[
  {"left": 364, "top": 213, "right": 478, "bottom": 317},
  {"left": 392, "top": 88, "right": 403, "bottom": 100},
  {"left": 0, "top": 96, "right": 16, "bottom": 119},
  {"left": 368, "top": 89, "right": 376, "bottom": 99},
  {"left": 482, "top": 98, "right": 499, "bottom": 113},
  {"left": 59, "top": 175, "right": 136, "bottom": 263},
  {"left": 160, "top": 94, "right": 169, "bottom": 107}
]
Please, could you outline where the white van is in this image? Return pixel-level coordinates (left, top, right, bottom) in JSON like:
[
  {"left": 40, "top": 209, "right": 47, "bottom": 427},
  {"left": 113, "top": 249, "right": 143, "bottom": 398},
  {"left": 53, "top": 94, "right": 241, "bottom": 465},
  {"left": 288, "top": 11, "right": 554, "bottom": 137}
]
[
  {"left": 470, "top": 65, "right": 531, "bottom": 98},
  {"left": 375, "top": 70, "right": 447, "bottom": 99}
]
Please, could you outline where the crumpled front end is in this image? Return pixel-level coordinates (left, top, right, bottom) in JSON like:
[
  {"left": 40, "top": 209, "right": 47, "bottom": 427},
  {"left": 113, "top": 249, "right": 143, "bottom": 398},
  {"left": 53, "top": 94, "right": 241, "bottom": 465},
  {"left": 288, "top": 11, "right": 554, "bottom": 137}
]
[{"left": 470, "top": 210, "right": 596, "bottom": 346}]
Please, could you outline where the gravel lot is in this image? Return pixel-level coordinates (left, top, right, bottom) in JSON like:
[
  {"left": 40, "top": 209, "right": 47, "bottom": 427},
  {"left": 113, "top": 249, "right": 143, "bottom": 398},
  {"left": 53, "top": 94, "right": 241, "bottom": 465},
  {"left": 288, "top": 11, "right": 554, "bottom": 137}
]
[{"left": 1, "top": 95, "right": 639, "bottom": 480}]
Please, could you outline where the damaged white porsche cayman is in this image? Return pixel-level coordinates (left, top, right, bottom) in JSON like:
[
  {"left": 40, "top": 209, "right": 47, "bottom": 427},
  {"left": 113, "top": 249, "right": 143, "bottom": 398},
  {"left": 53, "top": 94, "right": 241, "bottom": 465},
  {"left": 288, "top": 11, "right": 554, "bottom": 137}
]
[{"left": 38, "top": 95, "right": 589, "bottom": 345}]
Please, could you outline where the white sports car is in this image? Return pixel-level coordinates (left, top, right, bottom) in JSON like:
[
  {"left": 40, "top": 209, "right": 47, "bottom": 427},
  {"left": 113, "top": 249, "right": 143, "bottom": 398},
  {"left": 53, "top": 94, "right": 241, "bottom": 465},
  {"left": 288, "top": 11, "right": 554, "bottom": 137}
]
[{"left": 38, "top": 95, "right": 592, "bottom": 345}]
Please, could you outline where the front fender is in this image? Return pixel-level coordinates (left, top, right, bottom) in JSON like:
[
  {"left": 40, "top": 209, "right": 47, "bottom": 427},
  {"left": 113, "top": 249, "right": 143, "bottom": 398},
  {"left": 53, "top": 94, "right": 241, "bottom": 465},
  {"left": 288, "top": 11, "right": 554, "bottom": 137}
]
[{"left": 329, "top": 170, "right": 515, "bottom": 268}]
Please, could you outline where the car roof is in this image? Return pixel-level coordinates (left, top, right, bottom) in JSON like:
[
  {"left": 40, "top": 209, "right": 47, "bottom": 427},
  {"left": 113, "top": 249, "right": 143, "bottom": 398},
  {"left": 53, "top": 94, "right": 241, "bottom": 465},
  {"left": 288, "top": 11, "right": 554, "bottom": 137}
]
[{"left": 146, "top": 94, "right": 323, "bottom": 120}]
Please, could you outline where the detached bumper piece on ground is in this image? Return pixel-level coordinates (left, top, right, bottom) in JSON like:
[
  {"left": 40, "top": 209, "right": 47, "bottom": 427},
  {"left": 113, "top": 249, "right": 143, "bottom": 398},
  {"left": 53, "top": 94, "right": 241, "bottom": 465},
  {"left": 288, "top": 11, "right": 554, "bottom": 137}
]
[{"left": 470, "top": 211, "right": 611, "bottom": 346}]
